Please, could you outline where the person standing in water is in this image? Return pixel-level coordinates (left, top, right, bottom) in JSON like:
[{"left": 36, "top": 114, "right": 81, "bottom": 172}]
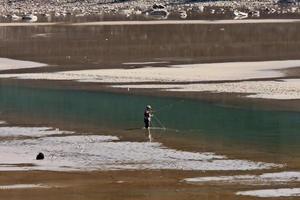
[
  {"left": 144, "top": 105, "right": 153, "bottom": 129},
  {"left": 144, "top": 105, "right": 153, "bottom": 142}
]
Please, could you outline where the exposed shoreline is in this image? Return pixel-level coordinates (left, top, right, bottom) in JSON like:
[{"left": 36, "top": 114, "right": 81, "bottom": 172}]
[
  {"left": 0, "top": 118, "right": 298, "bottom": 199},
  {"left": 1, "top": 58, "right": 300, "bottom": 111},
  {"left": 1, "top": 18, "right": 300, "bottom": 27},
  {"left": 1, "top": 0, "right": 300, "bottom": 23}
]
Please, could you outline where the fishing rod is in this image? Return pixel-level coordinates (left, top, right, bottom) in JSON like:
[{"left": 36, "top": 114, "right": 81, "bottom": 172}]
[
  {"left": 153, "top": 115, "right": 166, "bottom": 130},
  {"left": 123, "top": 115, "right": 166, "bottom": 131},
  {"left": 125, "top": 101, "right": 184, "bottom": 132}
]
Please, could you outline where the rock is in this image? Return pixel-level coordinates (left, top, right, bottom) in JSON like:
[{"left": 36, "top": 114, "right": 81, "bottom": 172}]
[
  {"left": 233, "top": 10, "right": 248, "bottom": 19},
  {"left": 152, "top": 4, "right": 165, "bottom": 10},
  {"left": 179, "top": 10, "right": 187, "bottom": 19},
  {"left": 11, "top": 14, "right": 22, "bottom": 21},
  {"left": 36, "top": 152, "right": 44, "bottom": 160},
  {"left": 22, "top": 14, "right": 38, "bottom": 22},
  {"left": 198, "top": 5, "right": 204, "bottom": 12},
  {"left": 149, "top": 9, "right": 169, "bottom": 19}
]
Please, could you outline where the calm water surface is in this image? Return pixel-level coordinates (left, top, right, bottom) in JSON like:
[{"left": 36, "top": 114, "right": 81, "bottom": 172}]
[{"left": 0, "top": 85, "right": 300, "bottom": 165}]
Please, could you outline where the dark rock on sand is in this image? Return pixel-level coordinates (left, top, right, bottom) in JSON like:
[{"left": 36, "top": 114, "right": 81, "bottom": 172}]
[{"left": 36, "top": 152, "right": 45, "bottom": 160}]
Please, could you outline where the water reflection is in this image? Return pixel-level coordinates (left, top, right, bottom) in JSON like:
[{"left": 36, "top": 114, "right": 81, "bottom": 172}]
[{"left": 0, "top": 23, "right": 300, "bottom": 70}]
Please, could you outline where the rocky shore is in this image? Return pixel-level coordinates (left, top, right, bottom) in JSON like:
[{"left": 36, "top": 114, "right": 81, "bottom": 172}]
[{"left": 0, "top": 0, "right": 300, "bottom": 22}]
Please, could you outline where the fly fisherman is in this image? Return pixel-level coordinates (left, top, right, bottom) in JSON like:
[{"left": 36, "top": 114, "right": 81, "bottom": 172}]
[
  {"left": 144, "top": 105, "right": 153, "bottom": 129},
  {"left": 144, "top": 105, "right": 153, "bottom": 142}
]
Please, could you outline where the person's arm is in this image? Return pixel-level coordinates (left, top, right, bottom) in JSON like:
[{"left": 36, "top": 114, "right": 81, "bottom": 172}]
[{"left": 150, "top": 111, "right": 154, "bottom": 117}]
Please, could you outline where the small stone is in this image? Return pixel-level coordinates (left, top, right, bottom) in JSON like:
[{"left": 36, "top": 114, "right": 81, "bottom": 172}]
[{"left": 36, "top": 152, "right": 44, "bottom": 160}]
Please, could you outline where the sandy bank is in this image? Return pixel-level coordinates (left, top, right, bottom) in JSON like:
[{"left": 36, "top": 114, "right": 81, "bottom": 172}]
[
  {"left": 0, "top": 58, "right": 47, "bottom": 71},
  {"left": 71, "top": 19, "right": 300, "bottom": 26},
  {"left": 0, "top": 124, "right": 280, "bottom": 171},
  {"left": 184, "top": 171, "right": 300, "bottom": 184},
  {"left": 1, "top": 60, "right": 299, "bottom": 82},
  {"left": 237, "top": 188, "right": 300, "bottom": 197},
  {"left": 114, "top": 79, "right": 300, "bottom": 100},
  {"left": 1, "top": 60, "right": 300, "bottom": 100},
  {"left": 0, "top": 19, "right": 300, "bottom": 27}
]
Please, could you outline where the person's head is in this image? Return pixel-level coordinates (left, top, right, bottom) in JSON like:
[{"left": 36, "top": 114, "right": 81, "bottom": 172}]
[{"left": 146, "top": 105, "right": 152, "bottom": 110}]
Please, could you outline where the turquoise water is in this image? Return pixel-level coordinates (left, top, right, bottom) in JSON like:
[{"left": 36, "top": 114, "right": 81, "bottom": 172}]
[{"left": 1, "top": 85, "right": 300, "bottom": 157}]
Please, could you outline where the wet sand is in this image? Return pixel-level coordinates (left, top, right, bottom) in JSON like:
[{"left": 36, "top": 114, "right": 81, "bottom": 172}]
[
  {"left": 1, "top": 169, "right": 300, "bottom": 200},
  {"left": 0, "top": 170, "right": 250, "bottom": 200}
]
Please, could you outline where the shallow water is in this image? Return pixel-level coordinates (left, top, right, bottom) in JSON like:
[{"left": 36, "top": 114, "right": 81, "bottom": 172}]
[
  {"left": 1, "top": 85, "right": 300, "bottom": 166},
  {"left": 1, "top": 22, "right": 300, "bottom": 69}
]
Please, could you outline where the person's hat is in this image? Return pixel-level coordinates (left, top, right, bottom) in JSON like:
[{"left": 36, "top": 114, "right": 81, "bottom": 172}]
[{"left": 146, "top": 105, "right": 152, "bottom": 109}]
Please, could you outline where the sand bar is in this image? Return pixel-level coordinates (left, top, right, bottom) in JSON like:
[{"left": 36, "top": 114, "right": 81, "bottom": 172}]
[
  {"left": 114, "top": 79, "right": 300, "bottom": 100},
  {"left": 123, "top": 61, "right": 169, "bottom": 65},
  {"left": 0, "top": 184, "right": 49, "bottom": 190},
  {"left": 0, "top": 23, "right": 58, "bottom": 27},
  {"left": 1, "top": 60, "right": 300, "bottom": 83},
  {"left": 2, "top": 60, "right": 300, "bottom": 100},
  {"left": 184, "top": 171, "right": 300, "bottom": 185},
  {"left": 71, "top": 19, "right": 300, "bottom": 26},
  {"left": 0, "top": 19, "right": 300, "bottom": 28},
  {"left": 236, "top": 188, "right": 300, "bottom": 197},
  {"left": 0, "top": 126, "right": 74, "bottom": 137},
  {"left": 0, "top": 58, "right": 47, "bottom": 71},
  {"left": 0, "top": 126, "right": 280, "bottom": 171}
]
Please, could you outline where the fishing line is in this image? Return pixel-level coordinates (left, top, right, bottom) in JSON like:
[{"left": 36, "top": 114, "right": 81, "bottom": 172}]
[{"left": 153, "top": 115, "right": 166, "bottom": 130}]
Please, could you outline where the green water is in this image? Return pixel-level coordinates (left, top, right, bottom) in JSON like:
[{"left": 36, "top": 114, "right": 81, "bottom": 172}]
[{"left": 1, "top": 85, "right": 300, "bottom": 156}]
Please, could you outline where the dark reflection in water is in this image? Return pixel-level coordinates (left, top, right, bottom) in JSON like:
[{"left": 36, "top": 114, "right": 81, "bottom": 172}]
[
  {"left": 0, "top": 85, "right": 300, "bottom": 158},
  {"left": 0, "top": 23, "right": 300, "bottom": 70}
]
